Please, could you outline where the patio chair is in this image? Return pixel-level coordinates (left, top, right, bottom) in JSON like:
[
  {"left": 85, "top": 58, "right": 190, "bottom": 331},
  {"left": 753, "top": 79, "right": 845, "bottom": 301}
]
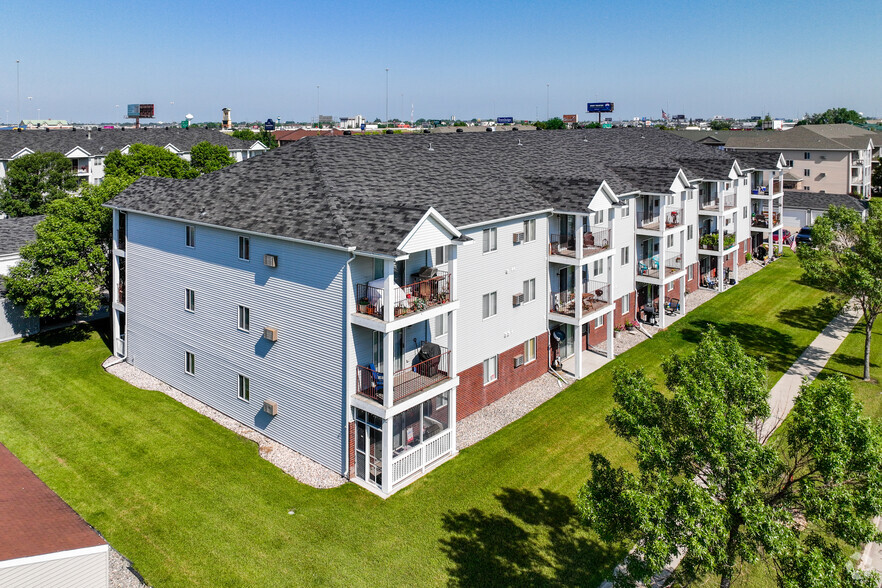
[
  {"left": 665, "top": 298, "right": 680, "bottom": 315},
  {"left": 367, "top": 363, "right": 384, "bottom": 398}
]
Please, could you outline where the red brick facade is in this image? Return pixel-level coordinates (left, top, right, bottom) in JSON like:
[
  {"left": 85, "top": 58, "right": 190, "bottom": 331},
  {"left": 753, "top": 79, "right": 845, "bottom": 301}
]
[
  {"left": 348, "top": 421, "right": 356, "bottom": 479},
  {"left": 456, "top": 331, "right": 549, "bottom": 420}
]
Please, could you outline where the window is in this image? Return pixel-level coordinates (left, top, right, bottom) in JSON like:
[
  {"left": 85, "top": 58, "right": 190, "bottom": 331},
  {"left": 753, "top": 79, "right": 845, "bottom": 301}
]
[
  {"left": 593, "top": 259, "right": 603, "bottom": 276},
  {"left": 688, "top": 225, "right": 694, "bottom": 240},
  {"left": 238, "top": 375, "right": 250, "bottom": 401},
  {"left": 483, "top": 356, "right": 498, "bottom": 385},
  {"left": 595, "top": 315, "right": 604, "bottom": 328},
  {"left": 482, "top": 228, "right": 497, "bottom": 253},
  {"left": 523, "top": 219, "right": 536, "bottom": 242},
  {"left": 804, "top": 152, "right": 811, "bottom": 160},
  {"left": 804, "top": 169, "right": 811, "bottom": 177},
  {"left": 804, "top": 186, "right": 811, "bottom": 190},
  {"left": 185, "top": 288, "right": 195, "bottom": 312},
  {"left": 185, "top": 352, "right": 195, "bottom": 375},
  {"left": 185, "top": 225, "right": 195, "bottom": 247},
  {"left": 621, "top": 294, "right": 629, "bottom": 314},
  {"left": 238, "top": 305, "right": 250, "bottom": 332},
  {"left": 435, "top": 313, "right": 447, "bottom": 336},
  {"left": 666, "top": 234, "right": 674, "bottom": 248},
  {"left": 524, "top": 337, "right": 537, "bottom": 363},
  {"left": 238, "top": 236, "right": 250, "bottom": 260},
  {"left": 786, "top": 159, "right": 794, "bottom": 167},
  {"left": 622, "top": 200, "right": 631, "bottom": 217},
  {"left": 621, "top": 246, "right": 629, "bottom": 266},
  {"left": 743, "top": 206, "right": 748, "bottom": 219},
  {"left": 667, "top": 281, "right": 674, "bottom": 292},
  {"left": 595, "top": 210, "right": 604, "bottom": 224},
  {"left": 680, "top": 190, "right": 687, "bottom": 202},
  {"left": 523, "top": 278, "right": 536, "bottom": 303},
  {"left": 482, "top": 292, "right": 497, "bottom": 319},
  {"left": 688, "top": 265, "right": 694, "bottom": 280},
  {"left": 434, "top": 245, "right": 446, "bottom": 265}
]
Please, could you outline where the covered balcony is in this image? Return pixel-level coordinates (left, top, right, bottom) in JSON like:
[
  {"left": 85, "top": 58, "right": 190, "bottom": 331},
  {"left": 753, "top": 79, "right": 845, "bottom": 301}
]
[
  {"left": 549, "top": 280, "right": 611, "bottom": 318},
  {"left": 699, "top": 193, "right": 736, "bottom": 213},
  {"left": 355, "top": 341, "right": 451, "bottom": 406},
  {"left": 699, "top": 231, "right": 736, "bottom": 252},
  {"left": 751, "top": 210, "right": 781, "bottom": 229},
  {"left": 356, "top": 269, "right": 451, "bottom": 321},
  {"left": 549, "top": 226, "right": 610, "bottom": 258},
  {"left": 636, "top": 206, "right": 683, "bottom": 231}
]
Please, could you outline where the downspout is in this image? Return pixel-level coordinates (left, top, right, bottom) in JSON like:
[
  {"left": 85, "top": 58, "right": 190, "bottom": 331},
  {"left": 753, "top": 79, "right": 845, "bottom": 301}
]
[{"left": 342, "top": 249, "right": 356, "bottom": 479}]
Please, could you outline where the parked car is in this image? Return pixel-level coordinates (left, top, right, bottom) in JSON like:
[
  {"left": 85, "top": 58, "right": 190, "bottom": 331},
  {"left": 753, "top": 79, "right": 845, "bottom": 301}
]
[
  {"left": 771, "top": 229, "right": 792, "bottom": 243},
  {"left": 795, "top": 226, "right": 813, "bottom": 245}
]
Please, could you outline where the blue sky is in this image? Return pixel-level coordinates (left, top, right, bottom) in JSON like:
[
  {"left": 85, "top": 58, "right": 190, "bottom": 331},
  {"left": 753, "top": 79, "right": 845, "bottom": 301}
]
[{"left": 1, "top": 0, "right": 879, "bottom": 124}]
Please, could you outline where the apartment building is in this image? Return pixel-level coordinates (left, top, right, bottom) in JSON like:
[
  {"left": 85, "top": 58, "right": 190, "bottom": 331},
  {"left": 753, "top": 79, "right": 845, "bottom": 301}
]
[
  {"left": 0, "top": 127, "right": 267, "bottom": 186},
  {"left": 105, "top": 129, "right": 783, "bottom": 496}
]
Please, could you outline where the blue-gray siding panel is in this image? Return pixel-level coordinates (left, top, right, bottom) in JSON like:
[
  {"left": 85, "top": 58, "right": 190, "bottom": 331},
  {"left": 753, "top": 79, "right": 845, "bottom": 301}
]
[{"left": 125, "top": 214, "right": 348, "bottom": 474}]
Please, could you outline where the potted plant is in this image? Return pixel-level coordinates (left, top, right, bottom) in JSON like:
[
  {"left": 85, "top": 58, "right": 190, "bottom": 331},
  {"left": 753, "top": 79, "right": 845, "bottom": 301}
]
[
  {"left": 614, "top": 325, "right": 624, "bottom": 338},
  {"left": 624, "top": 320, "right": 634, "bottom": 332},
  {"left": 358, "top": 297, "right": 369, "bottom": 313}
]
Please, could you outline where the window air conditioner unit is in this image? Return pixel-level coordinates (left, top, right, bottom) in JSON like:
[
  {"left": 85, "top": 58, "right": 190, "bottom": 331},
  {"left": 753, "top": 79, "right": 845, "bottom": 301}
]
[
  {"left": 513, "top": 355, "right": 525, "bottom": 368},
  {"left": 264, "top": 254, "right": 278, "bottom": 268},
  {"left": 263, "top": 399, "right": 278, "bottom": 416},
  {"left": 512, "top": 232, "right": 525, "bottom": 244},
  {"left": 512, "top": 293, "right": 524, "bottom": 306},
  {"left": 263, "top": 327, "right": 278, "bottom": 342}
]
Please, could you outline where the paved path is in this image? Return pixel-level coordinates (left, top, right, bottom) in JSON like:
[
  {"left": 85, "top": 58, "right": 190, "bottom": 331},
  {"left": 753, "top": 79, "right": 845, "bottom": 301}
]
[{"left": 601, "top": 300, "right": 866, "bottom": 587}]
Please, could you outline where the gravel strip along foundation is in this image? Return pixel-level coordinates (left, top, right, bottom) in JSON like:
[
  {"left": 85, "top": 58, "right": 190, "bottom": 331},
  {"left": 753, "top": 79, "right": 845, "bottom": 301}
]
[
  {"left": 109, "top": 547, "right": 148, "bottom": 587},
  {"left": 103, "top": 359, "right": 345, "bottom": 489}
]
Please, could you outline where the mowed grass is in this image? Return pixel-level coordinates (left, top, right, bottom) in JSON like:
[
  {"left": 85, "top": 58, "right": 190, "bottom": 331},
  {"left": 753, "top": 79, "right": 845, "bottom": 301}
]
[{"left": 0, "top": 254, "right": 843, "bottom": 586}]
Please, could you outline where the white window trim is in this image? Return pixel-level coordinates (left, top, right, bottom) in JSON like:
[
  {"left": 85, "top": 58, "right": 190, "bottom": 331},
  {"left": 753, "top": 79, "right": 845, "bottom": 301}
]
[
  {"left": 185, "top": 225, "right": 195, "bottom": 248},
  {"left": 185, "top": 352, "right": 195, "bottom": 376},
  {"left": 185, "top": 288, "right": 195, "bottom": 313},
  {"left": 238, "top": 236, "right": 250, "bottom": 261},
  {"left": 524, "top": 337, "right": 537, "bottom": 364},
  {"left": 483, "top": 356, "right": 498, "bottom": 386},
  {"left": 482, "top": 227, "right": 498, "bottom": 254},
  {"left": 523, "top": 278, "right": 536, "bottom": 304},
  {"left": 238, "top": 305, "right": 250, "bottom": 332},
  {"left": 238, "top": 374, "right": 250, "bottom": 402},
  {"left": 482, "top": 292, "right": 497, "bottom": 320}
]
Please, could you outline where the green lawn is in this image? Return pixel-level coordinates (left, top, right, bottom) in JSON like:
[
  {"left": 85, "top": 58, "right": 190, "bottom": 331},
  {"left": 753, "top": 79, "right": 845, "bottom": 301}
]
[{"left": 0, "top": 254, "right": 844, "bottom": 586}]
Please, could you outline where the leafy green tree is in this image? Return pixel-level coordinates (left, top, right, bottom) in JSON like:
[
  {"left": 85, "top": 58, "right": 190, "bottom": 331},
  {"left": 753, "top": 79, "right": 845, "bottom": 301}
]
[
  {"left": 578, "top": 328, "right": 882, "bottom": 588},
  {"left": 710, "top": 119, "right": 731, "bottom": 131},
  {"left": 230, "top": 128, "right": 278, "bottom": 149},
  {"left": 0, "top": 152, "right": 78, "bottom": 217},
  {"left": 190, "top": 141, "right": 235, "bottom": 174},
  {"left": 797, "top": 108, "right": 866, "bottom": 126},
  {"left": 544, "top": 117, "right": 566, "bottom": 130},
  {"left": 4, "top": 177, "right": 132, "bottom": 319},
  {"left": 797, "top": 205, "right": 882, "bottom": 380},
  {"left": 872, "top": 159, "right": 881, "bottom": 197},
  {"left": 104, "top": 143, "right": 198, "bottom": 182}
]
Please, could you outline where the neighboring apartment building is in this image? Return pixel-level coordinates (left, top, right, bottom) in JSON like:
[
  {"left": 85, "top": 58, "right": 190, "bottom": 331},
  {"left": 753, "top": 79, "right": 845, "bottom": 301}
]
[
  {"left": 673, "top": 124, "right": 880, "bottom": 198},
  {"left": 782, "top": 190, "right": 869, "bottom": 230},
  {"left": 105, "top": 129, "right": 784, "bottom": 497},
  {"left": 0, "top": 127, "right": 268, "bottom": 186},
  {"left": 0, "top": 215, "right": 42, "bottom": 342}
]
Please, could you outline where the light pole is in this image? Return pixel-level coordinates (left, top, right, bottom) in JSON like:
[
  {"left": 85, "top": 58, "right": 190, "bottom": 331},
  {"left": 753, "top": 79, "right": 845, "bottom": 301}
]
[
  {"left": 115, "top": 104, "right": 119, "bottom": 124},
  {"left": 16, "top": 60, "right": 20, "bottom": 125},
  {"left": 385, "top": 68, "right": 389, "bottom": 123},
  {"left": 546, "top": 83, "right": 549, "bottom": 120},
  {"left": 316, "top": 85, "right": 320, "bottom": 127},
  {"left": 27, "top": 97, "right": 32, "bottom": 121}
]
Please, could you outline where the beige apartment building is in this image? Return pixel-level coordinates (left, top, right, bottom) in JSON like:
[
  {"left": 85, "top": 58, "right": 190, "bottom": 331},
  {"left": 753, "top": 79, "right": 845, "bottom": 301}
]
[{"left": 719, "top": 124, "right": 879, "bottom": 198}]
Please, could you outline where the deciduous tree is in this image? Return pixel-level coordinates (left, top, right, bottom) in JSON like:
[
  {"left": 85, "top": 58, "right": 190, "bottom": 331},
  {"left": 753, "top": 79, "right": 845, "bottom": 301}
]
[
  {"left": 577, "top": 328, "right": 882, "bottom": 588},
  {"left": 190, "top": 141, "right": 235, "bottom": 174},
  {"left": 104, "top": 143, "right": 199, "bottom": 182},
  {"left": 798, "top": 205, "right": 882, "bottom": 380},
  {"left": 797, "top": 108, "right": 866, "bottom": 126},
  {"left": 0, "top": 152, "right": 78, "bottom": 217}
]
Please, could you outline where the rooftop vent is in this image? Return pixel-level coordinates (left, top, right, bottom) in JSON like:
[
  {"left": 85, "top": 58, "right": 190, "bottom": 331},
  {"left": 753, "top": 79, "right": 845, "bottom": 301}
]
[
  {"left": 517, "top": 139, "right": 523, "bottom": 146},
  {"left": 343, "top": 130, "right": 351, "bottom": 135},
  {"left": 456, "top": 128, "right": 463, "bottom": 133},
  {"left": 385, "top": 129, "right": 393, "bottom": 134},
  {"left": 428, "top": 142, "right": 434, "bottom": 151}
]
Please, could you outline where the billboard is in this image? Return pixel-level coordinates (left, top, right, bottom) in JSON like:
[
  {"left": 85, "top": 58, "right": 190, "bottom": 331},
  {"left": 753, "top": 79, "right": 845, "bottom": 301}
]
[
  {"left": 127, "top": 104, "right": 154, "bottom": 118},
  {"left": 586, "top": 102, "right": 614, "bottom": 113},
  {"left": 496, "top": 116, "right": 513, "bottom": 124},
  {"left": 562, "top": 114, "right": 578, "bottom": 123},
  {"left": 265, "top": 118, "right": 275, "bottom": 131}
]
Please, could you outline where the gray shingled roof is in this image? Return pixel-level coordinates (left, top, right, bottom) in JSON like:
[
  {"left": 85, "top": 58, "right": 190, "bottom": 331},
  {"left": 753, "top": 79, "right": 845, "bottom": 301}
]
[
  {"left": 725, "top": 125, "right": 874, "bottom": 151},
  {"left": 783, "top": 190, "right": 869, "bottom": 213},
  {"left": 0, "top": 128, "right": 258, "bottom": 159},
  {"left": 107, "top": 128, "right": 770, "bottom": 256},
  {"left": 726, "top": 150, "right": 782, "bottom": 170},
  {"left": 0, "top": 215, "right": 43, "bottom": 255}
]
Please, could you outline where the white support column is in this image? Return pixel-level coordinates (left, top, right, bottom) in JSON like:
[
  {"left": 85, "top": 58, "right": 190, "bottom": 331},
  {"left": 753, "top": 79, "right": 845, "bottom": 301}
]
[
  {"left": 717, "top": 256, "right": 724, "bottom": 292},
  {"left": 383, "top": 332, "right": 395, "bottom": 409},
  {"left": 575, "top": 214, "right": 585, "bottom": 261},
  {"left": 606, "top": 309, "right": 614, "bottom": 359},
  {"left": 659, "top": 282, "right": 666, "bottom": 329},
  {"left": 448, "top": 245, "right": 458, "bottom": 303},
  {"left": 111, "top": 210, "right": 121, "bottom": 356},
  {"left": 575, "top": 264, "right": 584, "bottom": 323},
  {"left": 447, "top": 309, "right": 458, "bottom": 451},
  {"left": 733, "top": 250, "right": 739, "bottom": 283},
  {"left": 381, "top": 417, "right": 393, "bottom": 495},
  {"left": 383, "top": 259, "right": 395, "bottom": 323},
  {"left": 680, "top": 274, "right": 687, "bottom": 316},
  {"left": 574, "top": 325, "right": 584, "bottom": 380},
  {"left": 574, "top": 259, "right": 584, "bottom": 380}
]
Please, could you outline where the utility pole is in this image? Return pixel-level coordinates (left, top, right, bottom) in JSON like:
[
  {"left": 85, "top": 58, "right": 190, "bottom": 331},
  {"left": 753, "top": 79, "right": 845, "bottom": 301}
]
[
  {"left": 16, "top": 60, "right": 20, "bottom": 125},
  {"left": 316, "top": 85, "right": 320, "bottom": 127},
  {"left": 546, "top": 83, "right": 550, "bottom": 120},
  {"left": 385, "top": 68, "right": 390, "bottom": 123}
]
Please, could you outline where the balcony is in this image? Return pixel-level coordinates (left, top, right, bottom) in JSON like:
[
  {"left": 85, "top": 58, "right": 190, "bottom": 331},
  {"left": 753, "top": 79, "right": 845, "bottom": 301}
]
[
  {"left": 637, "top": 208, "right": 683, "bottom": 231},
  {"left": 117, "top": 281, "right": 125, "bottom": 305},
  {"left": 355, "top": 345, "right": 451, "bottom": 405},
  {"left": 356, "top": 271, "right": 451, "bottom": 321},
  {"left": 665, "top": 250, "right": 683, "bottom": 272},
  {"left": 549, "top": 228, "right": 610, "bottom": 258},
  {"left": 751, "top": 180, "right": 782, "bottom": 196},
  {"left": 699, "top": 195, "right": 736, "bottom": 213},
  {"left": 549, "top": 282, "right": 611, "bottom": 317},
  {"left": 699, "top": 232, "right": 737, "bottom": 252},
  {"left": 751, "top": 212, "right": 781, "bottom": 229},
  {"left": 71, "top": 164, "right": 89, "bottom": 175}
]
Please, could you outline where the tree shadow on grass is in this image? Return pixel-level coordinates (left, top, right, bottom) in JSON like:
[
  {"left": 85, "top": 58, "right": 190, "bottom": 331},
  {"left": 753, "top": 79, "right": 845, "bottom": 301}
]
[
  {"left": 776, "top": 300, "right": 842, "bottom": 335},
  {"left": 25, "top": 318, "right": 111, "bottom": 350},
  {"left": 679, "top": 320, "right": 797, "bottom": 376},
  {"left": 440, "top": 488, "right": 619, "bottom": 587},
  {"left": 816, "top": 352, "right": 876, "bottom": 381}
]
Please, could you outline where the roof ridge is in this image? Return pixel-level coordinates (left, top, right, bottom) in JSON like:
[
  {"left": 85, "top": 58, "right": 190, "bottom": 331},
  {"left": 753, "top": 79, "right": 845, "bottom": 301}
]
[{"left": 305, "top": 139, "right": 354, "bottom": 249}]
